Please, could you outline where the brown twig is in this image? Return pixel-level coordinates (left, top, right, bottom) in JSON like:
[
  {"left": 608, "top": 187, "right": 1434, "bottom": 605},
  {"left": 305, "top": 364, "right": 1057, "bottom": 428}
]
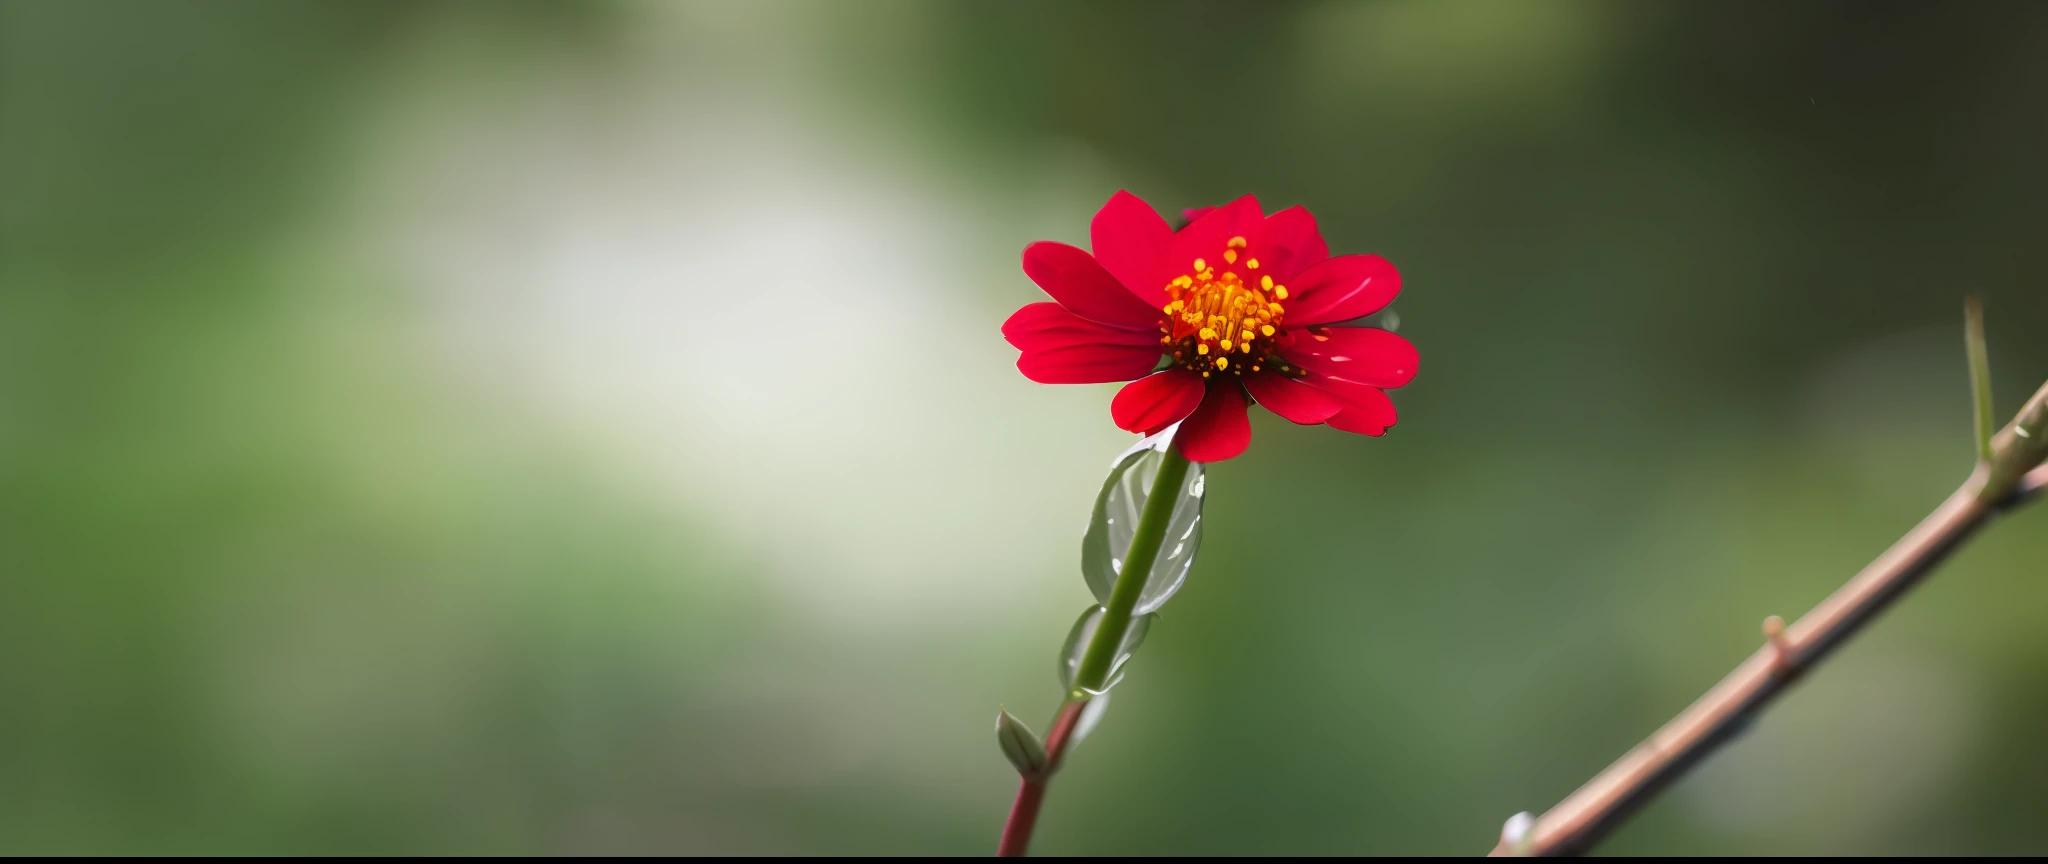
[
  {"left": 997, "top": 699, "right": 1088, "bottom": 857},
  {"left": 1493, "top": 379, "right": 2048, "bottom": 857}
]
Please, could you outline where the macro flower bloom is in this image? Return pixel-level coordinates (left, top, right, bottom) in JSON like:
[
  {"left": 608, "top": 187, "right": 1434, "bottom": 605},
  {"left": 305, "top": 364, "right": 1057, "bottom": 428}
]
[{"left": 1003, "top": 192, "right": 1417, "bottom": 462}]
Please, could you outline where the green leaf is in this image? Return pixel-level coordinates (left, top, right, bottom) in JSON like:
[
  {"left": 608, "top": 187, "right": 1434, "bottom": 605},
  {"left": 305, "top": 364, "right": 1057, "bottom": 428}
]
[
  {"left": 1081, "top": 431, "right": 1206, "bottom": 615},
  {"left": 1057, "top": 604, "right": 1154, "bottom": 693}
]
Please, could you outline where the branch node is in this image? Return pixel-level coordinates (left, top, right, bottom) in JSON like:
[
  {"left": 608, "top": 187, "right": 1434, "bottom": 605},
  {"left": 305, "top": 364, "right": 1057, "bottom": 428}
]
[{"left": 1763, "top": 615, "right": 1795, "bottom": 674}]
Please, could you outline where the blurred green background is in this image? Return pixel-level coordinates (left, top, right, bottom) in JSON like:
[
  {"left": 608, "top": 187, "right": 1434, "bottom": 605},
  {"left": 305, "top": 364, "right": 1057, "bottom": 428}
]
[{"left": 5, "top": 0, "right": 2047, "bottom": 855}]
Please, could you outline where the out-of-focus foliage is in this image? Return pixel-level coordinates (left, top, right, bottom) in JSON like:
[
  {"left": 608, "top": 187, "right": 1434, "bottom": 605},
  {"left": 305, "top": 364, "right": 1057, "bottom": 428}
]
[{"left": 4, "top": 0, "right": 2047, "bottom": 855}]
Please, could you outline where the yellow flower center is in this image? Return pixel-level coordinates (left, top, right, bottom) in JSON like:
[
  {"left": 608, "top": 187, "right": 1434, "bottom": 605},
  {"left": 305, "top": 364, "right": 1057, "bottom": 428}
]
[{"left": 1158, "top": 236, "right": 1289, "bottom": 377}]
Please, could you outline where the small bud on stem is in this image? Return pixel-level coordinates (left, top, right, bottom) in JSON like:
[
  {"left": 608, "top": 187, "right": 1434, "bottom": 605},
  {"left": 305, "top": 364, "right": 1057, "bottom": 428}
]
[{"left": 995, "top": 708, "right": 1049, "bottom": 778}]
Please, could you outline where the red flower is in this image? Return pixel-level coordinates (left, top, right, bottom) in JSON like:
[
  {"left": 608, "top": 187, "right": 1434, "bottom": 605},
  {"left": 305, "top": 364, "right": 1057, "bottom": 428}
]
[{"left": 1002, "top": 192, "right": 1417, "bottom": 462}]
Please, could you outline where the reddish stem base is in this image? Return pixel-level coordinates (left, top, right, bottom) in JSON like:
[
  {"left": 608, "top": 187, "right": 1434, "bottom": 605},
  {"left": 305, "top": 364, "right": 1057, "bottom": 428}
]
[
  {"left": 996, "top": 778, "right": 1048, "bottom": 857},
  {"left": 995, "top": 699, "right": 1088, "bottom": 857}
]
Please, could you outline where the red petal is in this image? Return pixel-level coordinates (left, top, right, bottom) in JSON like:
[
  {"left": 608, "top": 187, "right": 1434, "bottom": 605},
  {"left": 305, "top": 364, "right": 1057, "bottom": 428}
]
[
  {"left": 1090, "top": 191, "right": 1173, "bottom": 309},
  {"left": 1015, "top": 342, "right": 1163, "bottom": 384},
  {"left": 1327, "top": 405, "right": 1396, "bottom": 437},
  {"left": 1021, "top": 242, "right": 1164, "bottom": 331},
  {"left": 1301, "top": 375, "right": 1398, "bottom": 436},
  {"left": 1241, "top": 371, "right": 1344, "bottom": 425},
  {"left": 1281, "top": 327, "right": 1418, "bottom": 388},
  {"left": 1166, "top": 196, "right": 1263, "bottom": 277},
  {"left": 1177, "top": 380, "right": 1252, "bottom": 462},
  {"left": 1255, "top": 206, "right": 1330, "bottom": 282},
  {"left": 1111, "top": 368, "right": 1206, "bottom": 434},
  {"left": 1282, "top": 254, "right": 1401, "bottom": 327},
  {"left": 1179, "top": 206, "right": 1216, "bottom": 227},
  {"left": 1002, "top": 302, "right": 1162, "bottom": 353}
]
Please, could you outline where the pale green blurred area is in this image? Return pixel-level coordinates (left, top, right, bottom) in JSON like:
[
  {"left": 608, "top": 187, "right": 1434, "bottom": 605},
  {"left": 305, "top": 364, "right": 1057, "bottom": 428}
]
[{"left": 5, "top": 0, "right": 2048, "bottom": 855}]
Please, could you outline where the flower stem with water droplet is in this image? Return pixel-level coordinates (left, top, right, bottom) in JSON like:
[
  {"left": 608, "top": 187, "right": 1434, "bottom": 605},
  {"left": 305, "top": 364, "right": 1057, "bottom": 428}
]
[
  {"left": 996, "top": 441, "right": 1192, "bottom": 857},
  {"left": 1070, "top": 442, "right": 1191, "bottom": 693}
]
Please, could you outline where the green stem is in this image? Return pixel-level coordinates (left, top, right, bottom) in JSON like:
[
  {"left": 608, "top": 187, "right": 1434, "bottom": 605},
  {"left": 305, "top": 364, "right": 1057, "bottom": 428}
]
[
  {"left": 1967, "top": 294, "right": 1995, "bottom": 464},
  {"left": 997, "top": 442, "right": 1195, "bottom": 856},
  {"left": 1070, "top": 441, "right": 1192, "bottom": 693}
]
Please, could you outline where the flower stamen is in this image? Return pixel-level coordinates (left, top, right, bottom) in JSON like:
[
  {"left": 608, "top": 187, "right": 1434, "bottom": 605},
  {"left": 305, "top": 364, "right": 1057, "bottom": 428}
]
[{"left": 1161, "top": 246, "right": 1288, "bottom": 376}]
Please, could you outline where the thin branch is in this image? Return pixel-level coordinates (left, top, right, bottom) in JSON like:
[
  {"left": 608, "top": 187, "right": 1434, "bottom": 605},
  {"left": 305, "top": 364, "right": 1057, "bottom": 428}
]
[
  {"left": 998, "top": 699, "right": 1088, "bottom": 857},
  {"left": 1493, "top": 380, "right": 2048, "bottom": 857}
]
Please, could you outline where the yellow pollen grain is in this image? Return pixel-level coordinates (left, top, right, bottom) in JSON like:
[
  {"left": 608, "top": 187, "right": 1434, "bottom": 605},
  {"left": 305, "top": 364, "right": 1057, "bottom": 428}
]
[
  {"left": 1227, "top": 236, "right": 1247, "bottom": 248},
  {"left": 1274, "top": 286, "right": 1289, "bottom": 300},
  {"left": 1199, "top": 327, "right": 1216, "bottom": 340},
  {"left": 1261, "top": 275, "right": 1274, "bottom": 290},
  {"left": 1220, "top": 338, "right": 1233, "bottom": 351},
  {"left": 1240, "top": 342, "right": 1253, "bottom": 354},
  {"left": 1260, "top": 324, "right": 1275, "bottom": 337},
  {"left": 1193, "top": 258, "right": 1206, "bottom": 272},
  {"left": 1247, "top": 258, "right": 1259, "bottom": 269},
  {"left": 1215, "top": 356, "right": 1228, "bottom": 370},
  {"left": 1197, "top": 344, "right": 1210, "bottom": 355},
  {"left": 1223, "top": 249, "right": 1238, "bottom": 264},
  {"left": 1240, "top": 330, "right": 1253, "bottom": 341}
]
